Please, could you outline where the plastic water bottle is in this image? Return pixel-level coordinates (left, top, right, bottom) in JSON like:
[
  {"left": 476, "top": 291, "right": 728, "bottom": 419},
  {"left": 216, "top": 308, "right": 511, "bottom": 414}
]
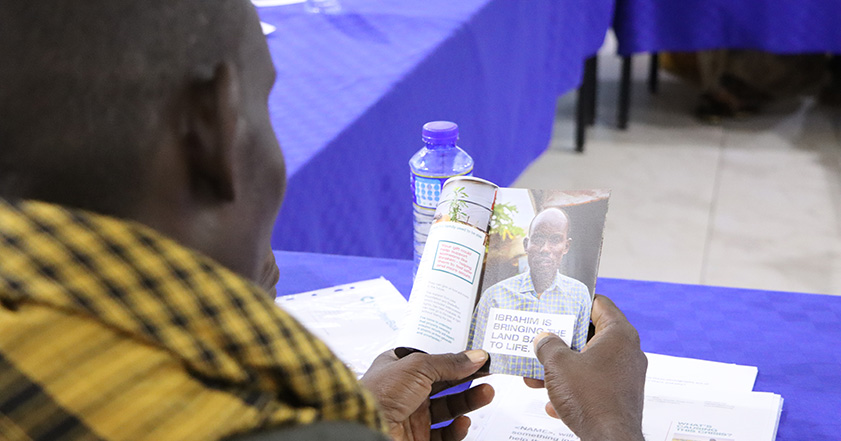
[{"left": 410, "top": 121, "right": 474, "bottom": 276}]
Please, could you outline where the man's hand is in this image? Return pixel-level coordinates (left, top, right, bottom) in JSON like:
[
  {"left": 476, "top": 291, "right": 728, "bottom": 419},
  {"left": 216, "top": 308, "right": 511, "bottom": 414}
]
[
  {"left": 360, "top": 349, "right": 494, "bottom": 441},
  {"left": 529, "top": 295, "right": 646, "bottom": 441}
]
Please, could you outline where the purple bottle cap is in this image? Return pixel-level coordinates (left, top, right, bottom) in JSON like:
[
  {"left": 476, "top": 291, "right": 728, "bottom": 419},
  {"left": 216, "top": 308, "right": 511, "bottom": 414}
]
[{"left": 422, "top": 121, "right": 459, "bottom": 144}]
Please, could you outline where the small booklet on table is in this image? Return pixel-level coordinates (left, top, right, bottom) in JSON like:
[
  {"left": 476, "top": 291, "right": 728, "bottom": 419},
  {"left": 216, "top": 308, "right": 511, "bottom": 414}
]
[{"left": 395, "top": 177, "right": 610, "bottom": 380}]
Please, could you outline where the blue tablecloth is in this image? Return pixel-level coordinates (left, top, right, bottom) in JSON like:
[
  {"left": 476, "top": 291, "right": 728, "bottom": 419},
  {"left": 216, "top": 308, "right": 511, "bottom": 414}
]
[
  {"left": 614, "top": 0, "right": 841, "bottom": 55},
  {"left": 259, "top": 0, "right": 612, "bottom": 259},
  {"left": 274, "top": 250, "right": 841, "bottom": 441}
]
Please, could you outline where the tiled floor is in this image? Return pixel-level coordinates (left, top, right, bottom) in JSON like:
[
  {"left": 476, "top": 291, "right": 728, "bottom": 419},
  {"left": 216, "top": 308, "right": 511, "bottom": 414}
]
[{"left": 513, "top": 49, "right": 841, "bottom": 296}]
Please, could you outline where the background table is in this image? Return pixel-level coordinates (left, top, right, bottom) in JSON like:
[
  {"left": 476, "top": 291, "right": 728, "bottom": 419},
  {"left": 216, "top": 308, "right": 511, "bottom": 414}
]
[
  {"left": 274, "top": 250, "right": 841, "bottom": 441},
  {"left": 259, "top": 0, "right": 613, "bottom": 260},
  {"left": 613, "top": 0, "right": 841, "bottom": 56},
  {"left": 611, "top": 0, "right": 841, "bottom": 128}
]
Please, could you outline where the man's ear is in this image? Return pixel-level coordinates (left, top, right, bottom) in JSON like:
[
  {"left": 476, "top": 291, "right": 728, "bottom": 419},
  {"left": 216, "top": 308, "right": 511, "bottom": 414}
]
[
  {"left": 523, "top": 237, "right": 529, "bottom": 250},
  {"left": 183, "top": 62, "right": 240, "bottom": 202}
]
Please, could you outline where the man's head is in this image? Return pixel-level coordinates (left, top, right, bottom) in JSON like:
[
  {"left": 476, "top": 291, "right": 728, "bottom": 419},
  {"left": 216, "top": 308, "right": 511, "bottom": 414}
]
[
  {"left": 0, "top": 0, "right": 285, "bottom": 283},
  {"left": 523, "top": 208, "right": 571, "bottom": 285}
]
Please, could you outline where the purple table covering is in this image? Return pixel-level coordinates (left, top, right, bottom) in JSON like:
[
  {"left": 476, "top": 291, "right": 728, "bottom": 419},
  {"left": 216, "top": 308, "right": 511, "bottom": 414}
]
[
  {"left": 274, "top": 250, "right": 841, "bottom": 441},
  {"left": 259, "top": 0, "right": 613, "bottom": 260},
  {"left": 614, "top": 0, "right": 841, "bottom": 55}
]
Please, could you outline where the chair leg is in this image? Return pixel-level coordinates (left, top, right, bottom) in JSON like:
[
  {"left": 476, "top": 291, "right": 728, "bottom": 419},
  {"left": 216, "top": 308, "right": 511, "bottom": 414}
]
[
  {"left": 618, "top": 56, "right": 632, "bottom": 130},
  {"left": 648, "top": 53, "right": 659, "bottom": 94},
  {"left": 585, "top": 56, "right": 598, "bottom": 126},
  {"left": 575, "top": 86, "right": 587, "bottom": 153},
  {"left": 575, "top": 56, "right": 599, "bottom": 152}
]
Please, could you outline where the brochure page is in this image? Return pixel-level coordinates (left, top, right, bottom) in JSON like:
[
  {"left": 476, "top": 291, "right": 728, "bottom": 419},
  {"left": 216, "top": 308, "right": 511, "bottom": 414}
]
[
  {"left": 396, "top": 177, "right": 498, "bottom": 355},
  {"left": 468, "top": 188, "right": 610, "bottom": 379}
]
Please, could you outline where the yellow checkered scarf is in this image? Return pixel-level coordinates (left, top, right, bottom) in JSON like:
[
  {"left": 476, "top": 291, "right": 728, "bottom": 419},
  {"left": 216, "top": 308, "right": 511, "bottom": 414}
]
[{"left": 0, "top": 199, "right": 384, "bottom": 440}]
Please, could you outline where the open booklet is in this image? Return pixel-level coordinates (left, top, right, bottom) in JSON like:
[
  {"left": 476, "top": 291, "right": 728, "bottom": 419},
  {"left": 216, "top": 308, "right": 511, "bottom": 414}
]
[{"left": 395, "top": 177, "right": 610, "bottom": 379}]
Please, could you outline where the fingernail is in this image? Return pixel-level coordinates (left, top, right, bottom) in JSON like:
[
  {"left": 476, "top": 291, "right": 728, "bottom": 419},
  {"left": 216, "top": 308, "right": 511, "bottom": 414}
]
[
  {"left": 465, "top": 349, "right": 488, "bottom": 364},
  {"left": 533, "top": 332, "right": 554, "bottom": 350}
]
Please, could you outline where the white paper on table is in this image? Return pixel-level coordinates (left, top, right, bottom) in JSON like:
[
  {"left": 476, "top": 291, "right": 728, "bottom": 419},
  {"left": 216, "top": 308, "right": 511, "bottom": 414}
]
[
  {"left": 465, "top": 378, "right": 783, "bottom": 441},
  {"left": 642, "top": 388, "right": 783, "bottom": 441},
  {"left": 464, "top": 375, "right": 577, "bottom": 441},
  {"left": 275, "top": 277, "right": 408, "bottom": 377},
  {"left": 252, "top": 0, "right": 305, "bottom": 6},
  {"left": 465, "top": 354, "right": 775, "bottom": 441},
  {"left": 645, "top": 352, "right": 758, "bottom": 392},
  {"left": 260, "top": 22, "right": 276, "bottom": 35}
]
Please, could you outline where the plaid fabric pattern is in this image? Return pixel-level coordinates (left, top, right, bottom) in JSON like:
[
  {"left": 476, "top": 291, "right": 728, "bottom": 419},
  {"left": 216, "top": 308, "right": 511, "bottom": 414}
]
[
  {"left": 0, "top": 199, "right": 384, "bottom": 440},
  {"left": 468, "top": 271, "right": 592, "bottom": 378}
]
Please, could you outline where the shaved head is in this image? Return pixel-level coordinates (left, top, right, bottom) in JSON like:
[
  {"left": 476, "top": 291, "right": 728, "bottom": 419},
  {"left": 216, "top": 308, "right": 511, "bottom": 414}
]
[
  {"left": 525, "top": 208, "right": 572, "bottom": 293},
  {"left": 0, "top": 0, "right": 287, "bottom": 283},
  {"left": 0, "top": 0, "right": 247, "bottom": 211},
  {"left": 528, "top": 207, "right": 570, "bottom": 237}
]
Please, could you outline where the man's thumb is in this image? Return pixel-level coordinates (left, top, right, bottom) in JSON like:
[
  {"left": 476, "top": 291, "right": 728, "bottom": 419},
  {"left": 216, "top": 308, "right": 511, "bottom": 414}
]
[
  {"left": 534, "top": 332, "right": 571, "bottom": 366},
  {"left": 425, "top": 349, "right": 488, "bottom": 381}
]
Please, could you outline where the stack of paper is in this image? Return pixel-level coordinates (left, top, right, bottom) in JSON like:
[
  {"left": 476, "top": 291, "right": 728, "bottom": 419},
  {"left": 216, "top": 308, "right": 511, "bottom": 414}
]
[
  {"left": 252, "top": 0, "right": 305, "bottom": 6},
  {"left": 252, "top": 0, "right": 304, "bottom": 36},
  {"left": 465, "top": 353, "right": 784, "bottom": 441},
  {"left": 275, "top": 278, "right": 408, "bottom": 377}
]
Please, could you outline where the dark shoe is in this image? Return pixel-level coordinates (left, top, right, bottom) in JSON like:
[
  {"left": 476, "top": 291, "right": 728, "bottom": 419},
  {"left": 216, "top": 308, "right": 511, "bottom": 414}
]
[
  {"left": 720, "top": 74, "right": 771, "bottom": 104},
  {"left": 818, "top": 84, "right": 841, "bottom": 107},
  {"left": 695, "top": 92, "right": 759, "bottom": 124}
]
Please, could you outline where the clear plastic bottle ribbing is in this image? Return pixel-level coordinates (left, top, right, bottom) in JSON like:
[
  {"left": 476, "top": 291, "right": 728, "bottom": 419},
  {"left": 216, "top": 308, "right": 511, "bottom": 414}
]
[{"left": 409, "top": 121, "right": 473, "bottom": 277}]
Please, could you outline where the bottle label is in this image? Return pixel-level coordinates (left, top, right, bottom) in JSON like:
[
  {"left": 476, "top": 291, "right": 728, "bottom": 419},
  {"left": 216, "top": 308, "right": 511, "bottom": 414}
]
[{"left": 411, "top": 170, "right": 472, "bottom": 209}]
